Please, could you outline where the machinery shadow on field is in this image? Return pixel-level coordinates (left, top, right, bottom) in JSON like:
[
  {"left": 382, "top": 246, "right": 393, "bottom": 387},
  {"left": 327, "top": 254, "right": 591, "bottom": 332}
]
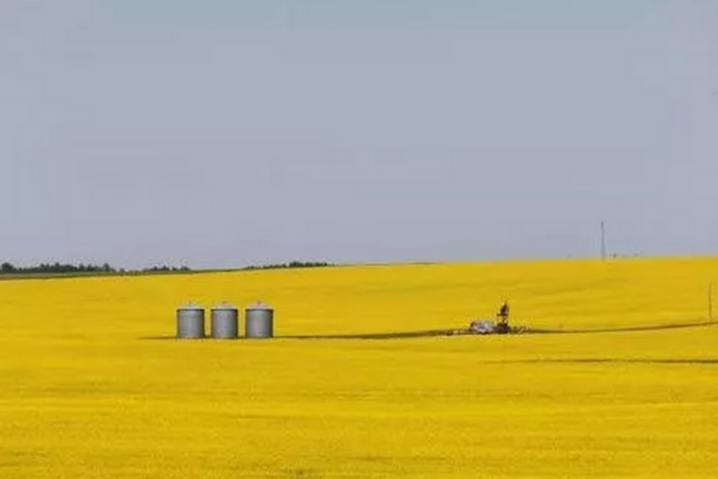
[
  {"left": 530, "top": 320, "right": 716, "bottom": 335},
  {"left": 142, "top": 320, "right": 716, "bottom": 341},
  {"left": 141, "top": 329, "right": 462, "bottom": 341},
  {"left": 499, "top": 358, "right": 718, "bottom": 365},
  {"left": 275, "top": 320, "right": 716, "bottom": 339},
  {"left": 280, "top": 329, "right": 465, "bottom": 340}
]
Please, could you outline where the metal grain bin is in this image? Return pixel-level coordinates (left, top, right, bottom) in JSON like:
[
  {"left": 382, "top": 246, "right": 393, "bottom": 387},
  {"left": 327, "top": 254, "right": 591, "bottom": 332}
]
[
  {"left": 246, "top": 302, "right": 274, "bottom": 339},
  {"left": 177, "top": 304, "right": 205, "bottom": 339},
  {"left": 211, "top": 303, "right": 239, "bottom": 339}
]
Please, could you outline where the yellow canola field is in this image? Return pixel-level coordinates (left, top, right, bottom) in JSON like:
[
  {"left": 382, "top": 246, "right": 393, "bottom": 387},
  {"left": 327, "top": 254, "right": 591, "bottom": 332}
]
[{"left": 1, "top": 257, "right": 718, "bottom": 478}]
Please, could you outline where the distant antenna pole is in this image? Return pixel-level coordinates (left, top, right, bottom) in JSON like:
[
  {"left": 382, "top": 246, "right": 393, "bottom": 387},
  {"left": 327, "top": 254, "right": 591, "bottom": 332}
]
[{"left": 600, "top": 221, "right": 606, "bottom": 260}]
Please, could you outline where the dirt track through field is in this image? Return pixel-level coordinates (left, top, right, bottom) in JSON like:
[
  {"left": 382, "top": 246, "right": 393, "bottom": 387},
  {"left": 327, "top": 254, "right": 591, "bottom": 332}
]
[{"left": 145, "top": 319, "right": 717, "bottom": 341}]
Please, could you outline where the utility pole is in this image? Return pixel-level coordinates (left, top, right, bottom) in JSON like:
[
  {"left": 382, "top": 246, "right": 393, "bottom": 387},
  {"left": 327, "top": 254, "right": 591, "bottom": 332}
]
[{"left": 600, "top": 221, "right": 606, "bottom": 260}]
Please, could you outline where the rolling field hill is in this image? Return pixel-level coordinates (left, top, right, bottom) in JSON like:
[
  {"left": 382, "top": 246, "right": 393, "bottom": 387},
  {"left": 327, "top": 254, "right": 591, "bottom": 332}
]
[{"left": 1, "top": 257, "right": 717, "bottom": 478}]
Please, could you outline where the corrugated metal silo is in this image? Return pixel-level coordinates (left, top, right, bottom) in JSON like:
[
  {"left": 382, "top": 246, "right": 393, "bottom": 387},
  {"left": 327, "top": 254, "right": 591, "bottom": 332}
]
[
  {"left": 211, "top": 303, "right": 239, "bottom": 339},
  {"left": 177, "top": 304, "right": 205, "bottom": 339},
  {"left": 245, "top": 302, "right": 274, "bottom": 338}
]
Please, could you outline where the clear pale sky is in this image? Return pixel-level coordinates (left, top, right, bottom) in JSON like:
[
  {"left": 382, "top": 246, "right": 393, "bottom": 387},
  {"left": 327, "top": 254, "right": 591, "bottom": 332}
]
[{"left": 1, "top": 1, "right": 716, "bottom": 269}]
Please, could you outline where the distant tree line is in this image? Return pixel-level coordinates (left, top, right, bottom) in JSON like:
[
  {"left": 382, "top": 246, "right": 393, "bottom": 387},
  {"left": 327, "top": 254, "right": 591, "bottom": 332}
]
[
  {"left": 141, "top": 265, "right": 191, "bottom": 273},
  {"left": 0, "top": 262, "right": 115, "bottom": 275},
  {"left": 241, "top": 261, "right": 333, "bottom": 271},
  {"left": 0, "top": 262, "right": 191, "bottom": 276},
  {"left": 0, "top": 259, "right": 330, "bottom": 277}
]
